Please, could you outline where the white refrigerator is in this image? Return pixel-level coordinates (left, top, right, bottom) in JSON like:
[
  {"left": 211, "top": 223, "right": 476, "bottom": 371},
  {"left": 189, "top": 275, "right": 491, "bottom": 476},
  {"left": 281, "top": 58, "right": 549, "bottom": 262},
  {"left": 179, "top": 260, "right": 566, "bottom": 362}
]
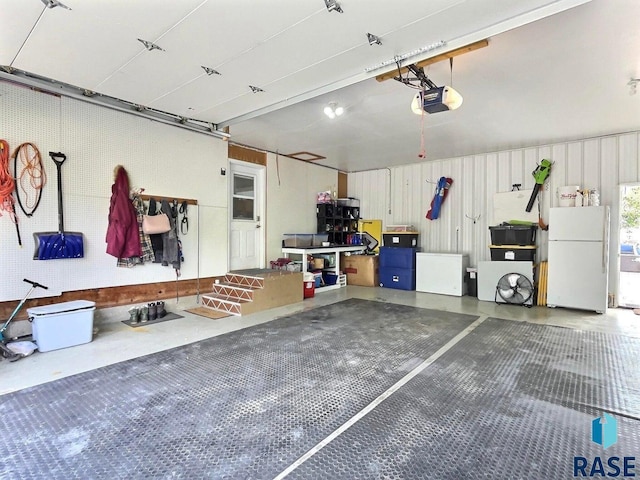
[{"left": 547, "top": 206, "right": 610, "bottom": 313}]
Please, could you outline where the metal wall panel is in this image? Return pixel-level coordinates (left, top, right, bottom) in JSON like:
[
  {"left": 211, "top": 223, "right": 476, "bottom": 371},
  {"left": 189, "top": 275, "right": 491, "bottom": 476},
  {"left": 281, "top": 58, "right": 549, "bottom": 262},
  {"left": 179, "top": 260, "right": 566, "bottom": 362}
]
[
  {"left": 618, "top": 133, "right": 639, "bottom": 183},
  {"left": 349, "top": 131, "right": 640, "bottom": 282},
  {"left": 566, "top": 142, "right": 584, "bottom": 187}
]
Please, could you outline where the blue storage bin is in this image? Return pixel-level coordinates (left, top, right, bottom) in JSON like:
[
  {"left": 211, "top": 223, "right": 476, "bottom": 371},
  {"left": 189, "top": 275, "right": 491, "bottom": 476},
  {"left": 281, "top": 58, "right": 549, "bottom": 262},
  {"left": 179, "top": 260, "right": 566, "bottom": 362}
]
[
  {"left": 379, "top": 247, "right": 418, "bottom": 269},
  {"left": 322, "top": 272, "right": 339, "bottom": 285},
  {"left": 379, "top": 267, "right": 416, "bottom": 291}
]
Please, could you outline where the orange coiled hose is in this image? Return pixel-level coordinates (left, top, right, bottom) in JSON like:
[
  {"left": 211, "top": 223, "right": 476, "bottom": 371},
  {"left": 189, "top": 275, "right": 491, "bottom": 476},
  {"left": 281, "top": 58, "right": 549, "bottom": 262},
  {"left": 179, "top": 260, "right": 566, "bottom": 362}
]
[{"left": 0, "top": 139, "right": 17, "bottom": 222}]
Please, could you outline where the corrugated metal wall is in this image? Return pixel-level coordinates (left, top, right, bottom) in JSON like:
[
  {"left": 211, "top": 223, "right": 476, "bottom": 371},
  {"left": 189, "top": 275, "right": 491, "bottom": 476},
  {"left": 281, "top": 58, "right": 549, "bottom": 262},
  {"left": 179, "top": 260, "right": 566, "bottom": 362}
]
[{"left": 349, "top": 131, "right": 640, "bottom": 293}]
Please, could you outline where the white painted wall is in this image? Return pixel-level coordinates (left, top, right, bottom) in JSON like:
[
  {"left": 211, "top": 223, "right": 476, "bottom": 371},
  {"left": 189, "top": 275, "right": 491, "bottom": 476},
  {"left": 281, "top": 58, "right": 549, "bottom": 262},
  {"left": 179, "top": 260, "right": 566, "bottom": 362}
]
[
  {"left": 265, "top": 153, "right": 337, "bottom": 263},
  {"left": 0, "top": 82, "right": 228, "bottom": 301},
  {"left": 349, "top": 131, "right": 640, "bottom": 298}
]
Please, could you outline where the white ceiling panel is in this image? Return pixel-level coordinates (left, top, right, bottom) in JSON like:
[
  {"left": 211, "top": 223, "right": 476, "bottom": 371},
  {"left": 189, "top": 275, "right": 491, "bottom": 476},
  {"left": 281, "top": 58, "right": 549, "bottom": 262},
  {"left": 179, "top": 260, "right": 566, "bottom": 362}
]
[
  {"left": 95, "top": 50, "right": 204, "bottom": 107},
  {"left": 228, "top": 0, "right": 640, "bottom": 172},
  {"left": 5, "top": 0, "right": 636, "bottom": 174},
  {"left": 154, "top": 0, "right": 323, "bottom": 69},
  {"left": 0, "top": 1, "right": 43, "bottom": 65},
  {"left": 10, "top": 0, "right": 205, "bottom": 88},
  {"left": 147, "top": 72, "right": 255, "bottom": 119}
]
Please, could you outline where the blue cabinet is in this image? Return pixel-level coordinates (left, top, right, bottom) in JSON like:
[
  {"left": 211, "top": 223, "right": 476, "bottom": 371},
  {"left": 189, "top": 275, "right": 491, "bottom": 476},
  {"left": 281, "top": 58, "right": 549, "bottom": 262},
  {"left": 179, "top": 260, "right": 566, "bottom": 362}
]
[
  {"left": 379, "top": 247, "right": 418, "bottom": 269},
  {"left": 379, "top": 247, "right": 418, "bottom": 290},
  {"left": 379, "top": 267, "right": 416, "bottom": 290}
]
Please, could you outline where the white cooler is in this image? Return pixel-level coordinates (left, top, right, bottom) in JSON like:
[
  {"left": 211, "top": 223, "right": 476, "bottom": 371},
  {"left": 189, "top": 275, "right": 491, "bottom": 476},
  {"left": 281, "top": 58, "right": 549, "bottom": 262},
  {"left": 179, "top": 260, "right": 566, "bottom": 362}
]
[{"left": 27, "top": 300, "right": 96, "bottom": 352}]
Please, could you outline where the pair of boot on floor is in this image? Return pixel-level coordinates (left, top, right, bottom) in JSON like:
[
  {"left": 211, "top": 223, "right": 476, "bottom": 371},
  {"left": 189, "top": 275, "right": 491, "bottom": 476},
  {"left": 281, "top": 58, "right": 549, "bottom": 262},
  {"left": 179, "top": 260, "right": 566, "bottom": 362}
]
[{"left": 128, "top": 301, "right": 166, "bottom": 324}]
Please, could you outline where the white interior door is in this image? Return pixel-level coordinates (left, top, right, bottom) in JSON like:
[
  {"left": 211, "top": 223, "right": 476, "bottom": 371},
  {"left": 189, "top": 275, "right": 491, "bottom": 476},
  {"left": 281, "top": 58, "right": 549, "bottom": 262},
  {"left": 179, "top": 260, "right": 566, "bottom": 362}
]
[{"left": 229, "top": 161, "right": 265, "bottom": 271}]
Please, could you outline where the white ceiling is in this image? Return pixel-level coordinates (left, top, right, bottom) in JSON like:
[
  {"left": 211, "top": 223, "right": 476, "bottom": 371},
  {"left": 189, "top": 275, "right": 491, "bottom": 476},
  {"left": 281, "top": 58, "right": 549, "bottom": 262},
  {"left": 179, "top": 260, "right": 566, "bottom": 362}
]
[{"left": 1, "top": 0, "right": 639, "bottom": 172}]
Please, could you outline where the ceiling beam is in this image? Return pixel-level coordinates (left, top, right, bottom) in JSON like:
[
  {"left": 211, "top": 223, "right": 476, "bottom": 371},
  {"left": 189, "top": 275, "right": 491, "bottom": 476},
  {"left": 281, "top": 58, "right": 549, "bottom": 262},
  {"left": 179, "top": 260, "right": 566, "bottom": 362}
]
[{"left": 375, "top": 39, "right": 489, "bottom": 83}]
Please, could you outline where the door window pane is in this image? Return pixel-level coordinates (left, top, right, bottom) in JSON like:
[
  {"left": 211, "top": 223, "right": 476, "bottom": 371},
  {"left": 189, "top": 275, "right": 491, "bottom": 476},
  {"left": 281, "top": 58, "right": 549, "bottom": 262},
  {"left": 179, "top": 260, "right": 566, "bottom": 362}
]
[
  {"left": 233, "top": 174, "right": 255, "bottom": 220},
  {"left": 233, "top": 198, "right": 254, "bottom": 220},
  {"left": 234, "top": 175, "right": 254, "bottom": 198}
]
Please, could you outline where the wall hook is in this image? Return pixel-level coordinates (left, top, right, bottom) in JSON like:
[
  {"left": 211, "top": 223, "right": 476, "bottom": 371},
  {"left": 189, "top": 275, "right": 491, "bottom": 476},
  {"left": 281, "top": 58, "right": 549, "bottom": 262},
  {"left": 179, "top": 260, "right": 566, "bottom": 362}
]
[{"left": 465, "top": 213, "right": 481, "bottom": 224}]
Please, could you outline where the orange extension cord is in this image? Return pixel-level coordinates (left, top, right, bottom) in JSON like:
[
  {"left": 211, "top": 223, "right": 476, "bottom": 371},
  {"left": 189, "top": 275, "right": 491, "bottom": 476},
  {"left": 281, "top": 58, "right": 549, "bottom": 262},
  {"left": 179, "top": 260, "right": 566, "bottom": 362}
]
[
  {"left": 0, "top": 139, "right": 17, "bottom": 223},
  {"left": 13, "top": 142, "right": 46, "bottom": 217}
]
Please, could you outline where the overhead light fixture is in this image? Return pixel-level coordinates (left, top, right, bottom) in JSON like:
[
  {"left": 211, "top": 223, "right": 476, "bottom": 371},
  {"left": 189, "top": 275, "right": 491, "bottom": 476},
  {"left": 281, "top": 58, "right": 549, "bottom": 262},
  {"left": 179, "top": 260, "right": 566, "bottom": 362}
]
[
  {"left": 137, "top": 38, "right": 164, "bottom": 52},
  {"left": 629, "top": 78, "right": 639, "bottom": 96},
  {"left": 323, "top": 102, "right": 344, "bottom": 119},
  {"left": 41, "top": 0, "right": 71, "bottom": 10},
  {"left": 411, "top": 86, "right": 463, "bottom": 114},
  {"left": 367, "top": 33, "right": 382, "bottom": 46},
  {"left": 201, "top": 66, "right": 220, "bottom": 76},
  {"left": 324, "top": 0, "right": 343, "bottom": 13}
]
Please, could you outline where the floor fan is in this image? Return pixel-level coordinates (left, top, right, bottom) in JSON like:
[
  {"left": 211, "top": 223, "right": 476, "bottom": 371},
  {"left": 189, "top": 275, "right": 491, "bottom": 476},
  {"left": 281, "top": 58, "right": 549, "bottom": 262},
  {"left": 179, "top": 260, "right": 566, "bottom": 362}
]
[{"left": 495, "top": 272, "right": 534, "bottom": 306}]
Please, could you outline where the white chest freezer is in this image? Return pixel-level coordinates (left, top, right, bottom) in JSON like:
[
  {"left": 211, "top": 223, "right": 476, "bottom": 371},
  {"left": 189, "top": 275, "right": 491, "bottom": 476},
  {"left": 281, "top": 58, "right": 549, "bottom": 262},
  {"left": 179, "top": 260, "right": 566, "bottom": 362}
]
[
  {"left": 416, "top": 253, "right": 469, "bottom": 296},
  {"left": 27, "top": 300, "right": 95, "bottom": 352}
]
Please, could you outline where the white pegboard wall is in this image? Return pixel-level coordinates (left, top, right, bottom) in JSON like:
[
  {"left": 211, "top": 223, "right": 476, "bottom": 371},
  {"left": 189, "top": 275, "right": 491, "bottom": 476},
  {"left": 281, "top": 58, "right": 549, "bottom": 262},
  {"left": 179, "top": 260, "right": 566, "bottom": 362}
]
[
  {"left": 1, "top": 81, "right": 64, "bottom": 300},
  {"left": 60, "top": 98, "right": 154, "bottom": 198},
  {"left": 0, "top": 83, "right": 229, "bottom": 302}
]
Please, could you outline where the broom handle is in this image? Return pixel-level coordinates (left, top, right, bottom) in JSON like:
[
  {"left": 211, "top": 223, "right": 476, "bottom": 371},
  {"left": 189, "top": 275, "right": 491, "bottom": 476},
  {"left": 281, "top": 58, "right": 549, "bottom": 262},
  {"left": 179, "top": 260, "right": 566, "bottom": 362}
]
[{"left": 49, "top": 152, "right": 66, "bottom": 232}]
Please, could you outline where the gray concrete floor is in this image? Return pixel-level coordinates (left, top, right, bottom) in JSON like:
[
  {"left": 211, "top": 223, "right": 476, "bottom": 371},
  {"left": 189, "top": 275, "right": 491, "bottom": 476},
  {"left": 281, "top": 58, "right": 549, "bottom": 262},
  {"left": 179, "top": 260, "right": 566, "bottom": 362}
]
[{"left": 2, "top": 286, "right": 640, "bottom": 395}]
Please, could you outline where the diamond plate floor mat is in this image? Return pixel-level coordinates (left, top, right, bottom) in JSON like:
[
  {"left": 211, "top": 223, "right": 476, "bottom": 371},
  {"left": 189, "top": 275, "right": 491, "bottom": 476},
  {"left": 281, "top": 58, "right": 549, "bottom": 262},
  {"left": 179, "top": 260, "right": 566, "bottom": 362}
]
[
  {"left": 290, "top": 317, "right": 640, "bottom": 480},
  {"left": 0, "top": 299, "right": 477, "bottom": 479}
]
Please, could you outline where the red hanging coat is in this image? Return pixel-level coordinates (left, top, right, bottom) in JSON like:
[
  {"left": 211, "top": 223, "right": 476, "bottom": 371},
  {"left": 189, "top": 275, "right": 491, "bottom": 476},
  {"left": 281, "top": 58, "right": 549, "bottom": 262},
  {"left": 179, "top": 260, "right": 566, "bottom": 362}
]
[{"left": 106, "top": 166, "right": 141, "bottom": 258}]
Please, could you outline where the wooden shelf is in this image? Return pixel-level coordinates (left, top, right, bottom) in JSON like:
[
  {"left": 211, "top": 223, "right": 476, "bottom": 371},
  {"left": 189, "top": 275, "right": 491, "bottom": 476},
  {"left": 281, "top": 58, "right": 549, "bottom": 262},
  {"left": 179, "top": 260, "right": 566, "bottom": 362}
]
[{"left": 139, "top": 194, "right": 197, "bottom": 206}]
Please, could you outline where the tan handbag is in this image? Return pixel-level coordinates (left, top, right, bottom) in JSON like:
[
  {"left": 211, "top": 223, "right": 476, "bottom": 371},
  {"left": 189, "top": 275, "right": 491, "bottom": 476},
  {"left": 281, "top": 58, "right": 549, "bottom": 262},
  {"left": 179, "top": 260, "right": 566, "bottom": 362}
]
[{"left": 142, "top": 213, "right": 171, "bottom": 234}]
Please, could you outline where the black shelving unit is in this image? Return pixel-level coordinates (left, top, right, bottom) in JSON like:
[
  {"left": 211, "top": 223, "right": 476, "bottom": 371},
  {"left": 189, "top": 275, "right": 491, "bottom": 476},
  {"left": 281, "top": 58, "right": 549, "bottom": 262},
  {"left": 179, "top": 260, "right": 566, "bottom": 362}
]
[{"left": 316, "top": 199, "right": 360, "bottom": 245}]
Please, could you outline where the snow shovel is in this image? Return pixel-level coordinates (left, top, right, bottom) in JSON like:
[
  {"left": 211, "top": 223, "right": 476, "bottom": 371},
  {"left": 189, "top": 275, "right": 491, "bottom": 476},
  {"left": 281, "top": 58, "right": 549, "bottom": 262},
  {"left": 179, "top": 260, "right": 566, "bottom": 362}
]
[{"left": 33, "top": 152, "right": 84, "bottom": 260}]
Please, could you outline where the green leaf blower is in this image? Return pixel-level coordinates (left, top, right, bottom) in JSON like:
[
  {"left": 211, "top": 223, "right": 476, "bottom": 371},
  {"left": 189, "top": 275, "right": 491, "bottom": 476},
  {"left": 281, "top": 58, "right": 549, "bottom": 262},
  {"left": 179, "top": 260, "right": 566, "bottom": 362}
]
[{"left": 526, "top": 159, "right": 552, "bottom": 212}]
